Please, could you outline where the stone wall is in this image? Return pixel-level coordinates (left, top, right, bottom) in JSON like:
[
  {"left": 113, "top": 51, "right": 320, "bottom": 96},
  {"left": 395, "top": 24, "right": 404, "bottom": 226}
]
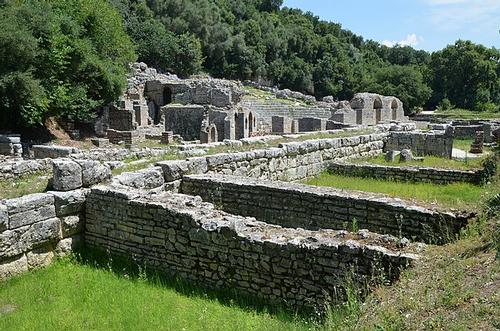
[
  {"left": 384, "top": 129, "right": 453, "bottom": 158},
  {"left": 0, "top": 135, "right": 22, "bottom": 157},
  {"left": 0, "top": 158, "right": 52, "bottom": 180},
  {"left": 163, "top": 105, "right": 206, "bottom": 141},
  {"left": 181, "top": 175, "right": 468, "bottom": 243},
  {"left": 327, "top": 162, "right": 483, "bottom": 185},
  {"left": 107, "top": 129, "right": 138, "bottom": 147},
  {"left": 0, "top": 190, "right": 86, "bottom": 280},
  {"left": 32, "top": 145, "right": 80, "bottom": 159},
  {"left": 85, "top": 186, "right": 418, "bottom": 313},
  {"left": 155, "top": 133, "right": 387, "bottom": 187}
]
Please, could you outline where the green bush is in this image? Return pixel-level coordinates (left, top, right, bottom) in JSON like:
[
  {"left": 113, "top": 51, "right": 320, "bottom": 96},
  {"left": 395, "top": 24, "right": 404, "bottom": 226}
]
[{"left": 0, "top": 0, "right": 136, "bottom": 129}]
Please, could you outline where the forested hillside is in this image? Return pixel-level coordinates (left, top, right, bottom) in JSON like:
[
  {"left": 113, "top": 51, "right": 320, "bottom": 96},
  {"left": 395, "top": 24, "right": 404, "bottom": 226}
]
[{"left": 0, "top": 0, "right": 499, "bottom": 129}]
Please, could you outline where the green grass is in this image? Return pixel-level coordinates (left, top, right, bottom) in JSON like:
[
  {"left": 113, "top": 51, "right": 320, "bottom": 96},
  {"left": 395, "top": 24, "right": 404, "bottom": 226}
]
[
  {"left": 305, "top": 173, "right": 488, "bottom": 209},
  {"left": 434, "top": 108, "right": 500, "bottom": 119},
  {"left": 0, "top": 172, "right": 49, "bottom": 199},
  {"left": 354, "top": 152, "right": 485, "bottom": 170},
  {"left": 0, "top": 256, "right": 318, "bottom": 331},
  {"left": 112, "top": 152, "right": 181, "bottom": 175}
]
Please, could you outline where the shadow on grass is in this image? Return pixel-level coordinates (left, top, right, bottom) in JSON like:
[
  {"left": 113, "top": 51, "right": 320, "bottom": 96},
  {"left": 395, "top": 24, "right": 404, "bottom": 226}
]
[{"left": 75, "top": 247, "right": 323, "bottom": 325}]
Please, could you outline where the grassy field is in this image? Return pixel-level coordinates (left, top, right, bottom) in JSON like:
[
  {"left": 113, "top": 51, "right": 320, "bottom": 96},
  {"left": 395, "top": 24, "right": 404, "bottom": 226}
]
[
  {"left": 353, "top": 152, "right": 485, "bottom": 170},
  {"left": 0, "top": 256, "right": 317, "bottom": 331},
  {"left": 0, "top": 172, "right": 49, "bottom": 199},
  {"left": 305, "top": 173, "right": 487, "bottom": 209},
  {"left": 433, "top": 108, "right": 500, "bottom": 119}
]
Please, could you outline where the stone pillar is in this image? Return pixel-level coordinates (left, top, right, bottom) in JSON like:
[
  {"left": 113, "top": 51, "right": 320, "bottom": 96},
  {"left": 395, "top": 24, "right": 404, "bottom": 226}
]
[{"left": 469, "top": 131, "right": 484, "bottom": 154}]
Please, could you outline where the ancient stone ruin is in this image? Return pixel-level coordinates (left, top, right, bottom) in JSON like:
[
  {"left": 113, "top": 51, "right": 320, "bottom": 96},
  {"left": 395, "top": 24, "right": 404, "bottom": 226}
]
[{"left": 1, "top": 62, "right": 492, "bottom": 315}]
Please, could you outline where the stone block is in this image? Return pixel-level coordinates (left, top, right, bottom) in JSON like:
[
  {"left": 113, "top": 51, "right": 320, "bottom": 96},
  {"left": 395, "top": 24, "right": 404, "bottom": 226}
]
[
  {"left": 75, "top": 160, "right": 111, "bottom": 187},
  {"left": 0, "top": 254, "right": 28, "bottom": 280},
  {"left": 48, "top": 189, "right": 89, "bottom": 217},
  {"left": 55, "top": 235, "right": 82, "bottom": 257},
  {"left": 0, "top": 203, "right": 7, "bottom": 232},
  {"left": 5, "top": 193, "right": 55, "bottom": 229},
  {"left": 27, "top": 246, "right": 54, "bottom": 270},
  {"left": 0, "top": 218, "right": 60, "bottom": 260},
  {"left": 52, "top": 159, "right": 83, "bottom": 191},
  {"left": 61, "top": 215, "right": 84, "bottom": 237},
  {"left": 115, "top": 167, "right": 165, "bottom": 189},
  {"left": 157, "top": 160, "right": 190, "bottom": 182}
]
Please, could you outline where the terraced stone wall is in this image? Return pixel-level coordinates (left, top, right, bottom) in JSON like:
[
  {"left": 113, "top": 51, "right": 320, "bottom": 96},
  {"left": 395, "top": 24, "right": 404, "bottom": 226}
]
[
  {"left": 327, "top": 162, "right": 484, "bottom": 185},
  {"left": 85, "top": 187, "right": 417, "bottom": 313},
  {"left": 181, "top": 174, "right": 469, "bottom": 243}
]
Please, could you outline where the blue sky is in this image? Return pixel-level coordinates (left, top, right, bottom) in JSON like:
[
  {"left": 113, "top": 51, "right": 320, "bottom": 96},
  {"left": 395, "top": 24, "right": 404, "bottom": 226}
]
[{"left": 282, "top": 0, "right": 500, "bottom": 51}]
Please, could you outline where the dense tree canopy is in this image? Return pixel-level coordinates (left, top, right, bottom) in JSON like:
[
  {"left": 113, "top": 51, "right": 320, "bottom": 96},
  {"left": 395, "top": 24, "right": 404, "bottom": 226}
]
[
  {"left": 0, "top": 0, "right": 136, "bottom": 129},
  {"left": 428, "top": 40, "right": 500, "bottom": 111},
  {"left": 1, "top": 0, "right": 498, "bottom": 129}
]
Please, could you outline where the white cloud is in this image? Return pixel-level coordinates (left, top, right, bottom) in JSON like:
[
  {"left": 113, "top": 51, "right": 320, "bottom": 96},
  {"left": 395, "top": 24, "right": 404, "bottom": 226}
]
[
  {"left": 425, "top": 0, "right": 500, "bottom": 31},
  {"left": 382, "top": 34, "right": 423, "bottom": 48}
]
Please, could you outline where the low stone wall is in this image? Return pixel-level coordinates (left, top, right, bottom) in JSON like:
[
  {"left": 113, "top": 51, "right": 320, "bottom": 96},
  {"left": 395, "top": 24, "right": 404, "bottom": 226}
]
[
  {"left": 85, "top": 186, "right": 418, "bottom": 313},
  {"left": 181, "top": 174, "right": 469, "bottom": 243},
  {"left": 0, "top": 135, "right": 22, "bottom": 157},
  {"left": 327, "top": 162, "right": 484, "bottom": 185},
  {"left": 385, "top": 129, "right": 453, "bottom": 158},
  {"left": 155, "top": 133, "right": 388, "bottom": 187},
  {"left": 0, "top": 158, "right": 52, "bottom": 180},
  {"left": 0, "top": 190, "right": 86, "bottom": 280},
  {"left": 32, "top": 145, "right": 79, "bottom": 159}
]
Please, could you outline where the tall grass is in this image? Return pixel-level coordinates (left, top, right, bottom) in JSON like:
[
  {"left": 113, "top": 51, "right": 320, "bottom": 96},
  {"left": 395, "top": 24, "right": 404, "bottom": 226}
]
[{"left": 306, "top": 173, "right": 486, "bottom": 210}]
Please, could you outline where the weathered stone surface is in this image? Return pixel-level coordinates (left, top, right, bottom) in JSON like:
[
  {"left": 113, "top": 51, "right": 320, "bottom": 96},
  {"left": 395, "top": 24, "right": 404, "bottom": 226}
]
[
  {"left": 52, "top": 159, "right": 82, "bottom": 191},
  {"left": 32, "top": 145, "right": 79, "bottom": 159},
  {"left": 5, "top": 193, "right": 55, "bottom": 229},
  {"left": 115, "top": 167, "right": 165, "bottom": 189},
  {"left": 85, "top": 187, "right": 418, "bottom": 313},
  {"left": 26, "top": 246, "right": 54, "bottom": 270},
  {"left": 157, "top": 160, "right": 189, "bottom": 181},
  {"left": 75, "top": 160, "right": 111, "bottom": 187},
  {"left": 182, "top": 174, "right": 469, "bottom": 243},
  {"left": 55, "top": 235, "right": 82, "bottom": 256},
  {"left": 0, "top": 204, "right": 7, "bottom": 232},
  {"left": 0, "top": 218, "right": 60, "bottom": 260},
  {"left": 61, "top": 215, "right": 83, "bottom": 238},
  {"left": 0, "top": 254, "right": 28, "bottom": 280},
  {"left": 48, "top": 189, "right": 89, "bottom": 217},
  {"left": 400, "top": 149, "right": 414, "bottom": 162},
  {"left": 385, "top": 150, "right": 400, "bottom": 162}
]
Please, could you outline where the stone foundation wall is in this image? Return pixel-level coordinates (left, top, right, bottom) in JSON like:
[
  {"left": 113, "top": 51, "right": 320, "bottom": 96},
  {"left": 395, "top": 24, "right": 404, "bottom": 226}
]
[
  {"left": 0, "top": 158, "right": 52, "bottom": 180},
  {"left": 181, "top": 174, "right": 468, "bottom": 243},
  {"left": 32, "top": 145, "right": 79, "bottom": 159},
  {"left": 385, "top": 129, "right": 453, "bottom": 158},
  {"left": 327, "top": 162, "right": 483, "bottom": 185},
  {"left": 156, "top": 133, "right": 388, "bottom": 186},
  {"left": 107, "top": 129, "right": 137, "bottom": 146},
  {"left": 0, "top": 190, "right": 86, "bottom": 280},
  {"left": 85, "top": 187, "right": 417, "bottom": 312}
]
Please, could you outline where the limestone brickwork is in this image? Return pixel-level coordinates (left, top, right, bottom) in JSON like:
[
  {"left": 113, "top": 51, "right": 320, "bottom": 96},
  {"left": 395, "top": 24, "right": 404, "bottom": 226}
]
[{"left": 85, "top": 186, "right": 418, "bottom": 313}]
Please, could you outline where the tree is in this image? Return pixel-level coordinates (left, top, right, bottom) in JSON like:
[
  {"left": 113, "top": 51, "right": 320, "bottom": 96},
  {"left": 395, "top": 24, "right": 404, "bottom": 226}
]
[
  {"left": 428, "top": 40, "right": 500, "bottom": 110},
  {"left": 0, "top": 0, "right": 136, "bottom": 129}
]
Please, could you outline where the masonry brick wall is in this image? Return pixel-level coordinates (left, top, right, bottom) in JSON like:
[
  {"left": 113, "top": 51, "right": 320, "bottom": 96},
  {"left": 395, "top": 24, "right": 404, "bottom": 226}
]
[
  {"left": 181, "top": 174, "right": 469, "bottom": 243},
  {"left": 327, "top": 162, "right": 483, "bottom": 185},
  {"left": 85, "top": 187, "right": 417, "bottom": 313}
]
